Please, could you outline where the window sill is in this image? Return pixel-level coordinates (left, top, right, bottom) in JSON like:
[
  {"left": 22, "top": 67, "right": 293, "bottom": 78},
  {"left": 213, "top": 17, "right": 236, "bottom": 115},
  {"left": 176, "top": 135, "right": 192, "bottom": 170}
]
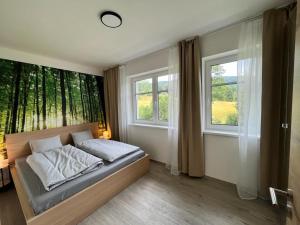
[
  {"left": 128, "top": 123, "right": 168, "bottom": 130},
  {"left": 203, "top": 130, "right": 239, "bottom": 138}
]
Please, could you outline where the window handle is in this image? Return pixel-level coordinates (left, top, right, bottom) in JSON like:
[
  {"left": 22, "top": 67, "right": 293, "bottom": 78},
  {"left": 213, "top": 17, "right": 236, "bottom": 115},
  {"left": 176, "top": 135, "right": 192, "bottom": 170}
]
[
  {"left": 269, "top": 187, "right": 293, "bottom": 217},
  {"left": 270, "top": 187, "right": 293, "bottom": 205}
]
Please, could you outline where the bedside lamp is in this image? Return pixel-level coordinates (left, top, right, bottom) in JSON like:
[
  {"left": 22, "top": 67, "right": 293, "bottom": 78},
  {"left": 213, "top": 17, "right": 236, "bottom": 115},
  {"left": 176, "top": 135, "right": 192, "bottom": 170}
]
[
  {"left": 103, "top": 130, "right": 110, "bottom": 139},
  {"left": 98, "top": 126, "right": 106, "bottom": 138},
  {"left": 0, "top": 141, "right": 11, "bottom": 190},
  {"left": 0, "top": 142, "right": 6, "bottom": 161}
]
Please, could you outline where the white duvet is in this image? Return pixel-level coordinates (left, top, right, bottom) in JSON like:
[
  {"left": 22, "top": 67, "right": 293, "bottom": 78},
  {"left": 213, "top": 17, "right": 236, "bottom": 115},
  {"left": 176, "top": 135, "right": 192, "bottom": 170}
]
[
  {"left": 26, "top": 144, "right": 103, "bottom": 191},
  {"left": 78, "top": 139, "right": 140, "bottom": 162}
]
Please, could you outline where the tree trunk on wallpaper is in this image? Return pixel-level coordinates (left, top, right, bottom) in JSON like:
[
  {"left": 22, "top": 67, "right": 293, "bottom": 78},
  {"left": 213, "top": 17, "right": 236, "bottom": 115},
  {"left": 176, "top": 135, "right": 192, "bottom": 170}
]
[
  {"left": 21, "top": 75, "right": 28, "bottom": 132},
  {"left": 73, "top": 74, "right": 78, "bottom": 120},
  {"left": 4, "top": 80, "right": 14, "bottom": 134},
  {"left": 32, "top": 92, "right": 36, "bottom": 131},
  {"left": 82, "top": 76, "right": 88, "bottom": 121},
  {"left": 53, "top": 72, "right": 58, "bottom": 126},
  {"left": 85, "top": 76, "right": 93, "bottom": 122},
  {"left": 91, "top": 81, "right": 98, "bottom": 122},
  {"left": 42, "top": 66, "right": 47, "bottom": 129},
  {"left": 96, "top": 76, "right": 106, "bottom": 127},
  {"left": 60, "top": 70, "right": 67, "bottom": 126},
  {"left": 89, "top": 78, "right": 94, "bottom": 122},
  {"left": 9, "top": 110, "right": 12, "bottom": 133},
  {"left": 21, "top": 72, "right": 31, "bottom": 132},
  {"left": 4, "top": 101, "right": 11, "bottom": 134},
  {"left": 70, "top": 74, "right": 77, "bottom": 120},
  {"left": 17, "top": 93, "right": 22, "bottom": 132},
  {"left": 35, "top": 66, "right": 40, "bottom": 130},
  {"left": 66, "top": 72, "right": 74, "bottom": 121},
  {"left": 79, "top": 75, "right": 86, "bottom": 121},
  {"left": 11, "top": 62, "right": 22, "bottom": 134}
]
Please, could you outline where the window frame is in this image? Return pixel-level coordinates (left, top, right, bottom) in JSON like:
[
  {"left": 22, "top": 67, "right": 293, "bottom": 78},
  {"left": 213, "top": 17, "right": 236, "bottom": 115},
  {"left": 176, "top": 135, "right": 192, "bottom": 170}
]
[
  {"left": 131, "top": 69, "right": 169, "bottom": 126},
  {"left": 202, "top": 50, "right": 239, "bottom": 133}
]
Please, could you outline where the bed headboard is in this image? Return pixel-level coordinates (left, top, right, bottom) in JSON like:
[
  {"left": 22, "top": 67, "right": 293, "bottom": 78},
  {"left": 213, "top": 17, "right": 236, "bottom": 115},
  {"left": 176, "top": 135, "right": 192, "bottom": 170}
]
[{"left": 5, "top": 122, "right": 100, "bottom": 164}]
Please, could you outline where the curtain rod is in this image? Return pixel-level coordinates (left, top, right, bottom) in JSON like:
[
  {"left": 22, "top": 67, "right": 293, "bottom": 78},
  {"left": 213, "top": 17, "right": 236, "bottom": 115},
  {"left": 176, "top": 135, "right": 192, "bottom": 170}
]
[
  {"left": 202, "top": 14, "right": 262, "bottom": 37},
  {"left": 201, "top": 1, "right": 295, "bottom": 38},
  {"left": 181, "top": 13, "right": 260, "bottom": 41}
]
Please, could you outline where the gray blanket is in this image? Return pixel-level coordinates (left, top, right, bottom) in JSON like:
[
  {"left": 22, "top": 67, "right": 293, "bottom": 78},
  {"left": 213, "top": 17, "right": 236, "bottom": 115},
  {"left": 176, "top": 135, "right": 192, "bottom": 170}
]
[
  {"left": 78, "top": 139, "right": 140, "bottom": 162},
  {"left": 26, "top": 144, "right": 103, "bottom": 191}
]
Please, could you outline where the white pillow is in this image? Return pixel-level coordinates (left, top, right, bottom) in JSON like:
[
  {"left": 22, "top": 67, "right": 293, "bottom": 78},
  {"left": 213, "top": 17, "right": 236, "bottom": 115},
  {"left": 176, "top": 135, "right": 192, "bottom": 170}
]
[
  {"left": 71, "top": 130, "right": 93, "bottom": 147},
  {"left": 29, "top": 135, "right": 63, "bottom": 153}
]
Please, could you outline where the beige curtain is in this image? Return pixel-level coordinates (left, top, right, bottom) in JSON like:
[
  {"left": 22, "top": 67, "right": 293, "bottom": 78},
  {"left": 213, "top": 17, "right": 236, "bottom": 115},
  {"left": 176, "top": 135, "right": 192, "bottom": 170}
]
[
  {"left": 178, "top": 36, "right": 204, "bottom": 177},
  {"left": 260, "top": 3, "right": 296, "bottom": 198},
  {"left": 104, "top": 67, "right": 120, "bottom": 141}
]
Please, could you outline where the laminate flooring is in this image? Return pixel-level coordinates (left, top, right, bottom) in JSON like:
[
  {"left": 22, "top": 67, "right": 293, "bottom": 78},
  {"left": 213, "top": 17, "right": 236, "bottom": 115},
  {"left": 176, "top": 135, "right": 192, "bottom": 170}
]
[{"left": 0, "top": 162, "right": 283, "bottom": 225}]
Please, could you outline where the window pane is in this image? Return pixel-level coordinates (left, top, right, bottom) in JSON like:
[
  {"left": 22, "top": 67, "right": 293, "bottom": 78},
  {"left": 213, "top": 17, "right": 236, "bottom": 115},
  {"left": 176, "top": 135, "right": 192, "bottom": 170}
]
[
  {"left": 158, "top": 75, "right": 168, "bottom": 92},
  {"left": 211, "top": 61, "right": 237, "bottom": 86},
  {"left": 136, "top": 78, "right": 152, "bottom": 94},
  {"left": 136, "top": 93, "right": 153, "bottom": 120},
  {"left": 158, "top": 92, "right": 168, "bottom": 122},
  {"left": 211, "top": 84, "right": 238, "bottom": 126}
]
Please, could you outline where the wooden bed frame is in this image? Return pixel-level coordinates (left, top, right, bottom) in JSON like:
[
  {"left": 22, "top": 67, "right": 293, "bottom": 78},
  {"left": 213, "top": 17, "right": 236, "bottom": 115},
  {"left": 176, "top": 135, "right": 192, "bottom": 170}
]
[{"left": 5, "top": 122, "right": 150, "bottom": 225}]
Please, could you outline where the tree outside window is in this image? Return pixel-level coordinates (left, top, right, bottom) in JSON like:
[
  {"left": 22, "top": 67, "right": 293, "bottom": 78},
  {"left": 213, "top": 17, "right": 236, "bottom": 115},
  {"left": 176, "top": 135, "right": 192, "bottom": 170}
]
[{"left": 133, "top": 71, "right": 169, "bottom": 125}]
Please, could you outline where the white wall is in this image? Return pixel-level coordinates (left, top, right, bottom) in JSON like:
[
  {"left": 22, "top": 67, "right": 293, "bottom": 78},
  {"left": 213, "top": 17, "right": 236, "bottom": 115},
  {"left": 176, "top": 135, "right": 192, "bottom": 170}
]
[
  {"left": 128, "top": 125, "right": 169, "bottom": 163},
  {"left": 200, "top": 24, "right": 241, "bottom": 57},
  {"left": 126, "top": 48, "right": 168, "bottom": 76},
  {"left": 0, "top": 45, "right": 102, "bottom": 75},
  {"left": 204, "top": 134, "right": 238, "bottom": 183},
  {"left": 125, "top": 23, "right": 241, "bottom": 184}
]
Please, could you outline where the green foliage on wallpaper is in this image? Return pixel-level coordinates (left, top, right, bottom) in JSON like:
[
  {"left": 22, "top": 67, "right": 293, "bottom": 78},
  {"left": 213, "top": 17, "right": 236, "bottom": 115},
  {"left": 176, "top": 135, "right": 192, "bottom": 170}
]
[{"left": 0, "top": 59, "right": 106, "bottom": 154}]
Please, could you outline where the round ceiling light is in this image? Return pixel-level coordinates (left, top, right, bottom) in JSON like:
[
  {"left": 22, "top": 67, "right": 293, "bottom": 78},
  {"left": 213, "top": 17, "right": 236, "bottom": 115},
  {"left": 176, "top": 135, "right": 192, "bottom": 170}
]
[{"left": 100, "top": 11, "right": 122, "bottom": 28}]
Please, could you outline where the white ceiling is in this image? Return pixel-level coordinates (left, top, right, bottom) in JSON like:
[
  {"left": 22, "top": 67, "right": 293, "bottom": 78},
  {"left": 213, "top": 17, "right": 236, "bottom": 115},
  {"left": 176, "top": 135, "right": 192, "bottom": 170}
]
[{"left": 0, "top": 0, "right": 288, "bottom": 69}]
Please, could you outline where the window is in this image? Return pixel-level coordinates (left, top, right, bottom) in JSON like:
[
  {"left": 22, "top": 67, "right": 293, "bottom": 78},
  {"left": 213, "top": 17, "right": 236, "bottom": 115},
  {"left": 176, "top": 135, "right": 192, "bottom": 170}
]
[
  {"left": 132, "top": 70, "right": 169, "bottom": 126},
  {"left": 203, "top": 51, "right": 238, "bottom": 133}
]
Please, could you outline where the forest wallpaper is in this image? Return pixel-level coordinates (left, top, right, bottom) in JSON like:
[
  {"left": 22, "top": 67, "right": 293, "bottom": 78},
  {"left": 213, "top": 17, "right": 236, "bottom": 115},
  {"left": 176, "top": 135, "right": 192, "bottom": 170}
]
[{"left": 0, "top": 58, "right": 106, "bottom": 158}]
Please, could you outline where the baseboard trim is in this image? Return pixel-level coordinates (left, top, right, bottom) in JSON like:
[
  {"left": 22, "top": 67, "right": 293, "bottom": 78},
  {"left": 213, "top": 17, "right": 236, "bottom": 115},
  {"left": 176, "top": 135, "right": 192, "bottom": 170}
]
[{"left": 150, "top": 159, "right": 165, "bottom": 165}]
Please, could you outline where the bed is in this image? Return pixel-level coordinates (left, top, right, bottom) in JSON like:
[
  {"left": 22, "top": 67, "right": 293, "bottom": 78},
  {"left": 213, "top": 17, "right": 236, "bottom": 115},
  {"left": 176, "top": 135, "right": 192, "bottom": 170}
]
[{"left": 6, "top": 122, "right": 150, "bottom": 225}]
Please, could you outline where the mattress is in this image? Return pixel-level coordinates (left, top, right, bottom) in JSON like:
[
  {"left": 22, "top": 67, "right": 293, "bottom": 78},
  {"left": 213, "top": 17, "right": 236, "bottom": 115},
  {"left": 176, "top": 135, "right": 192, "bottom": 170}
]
[{"left": 15, "top": 150, "right": 145, "bottom": 214}]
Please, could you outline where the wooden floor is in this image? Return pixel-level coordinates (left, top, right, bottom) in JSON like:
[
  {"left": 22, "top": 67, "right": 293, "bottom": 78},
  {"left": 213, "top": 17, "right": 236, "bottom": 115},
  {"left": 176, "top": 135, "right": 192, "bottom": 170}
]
[{"left": 0, "top": 162, "right": 283, "bottom": 225}]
